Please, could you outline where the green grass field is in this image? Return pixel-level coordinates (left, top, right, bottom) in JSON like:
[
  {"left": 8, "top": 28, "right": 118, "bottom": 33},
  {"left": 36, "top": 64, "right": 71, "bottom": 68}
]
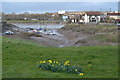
[{"left": 2, "top": 37, "right": 118, "bottom": 78}]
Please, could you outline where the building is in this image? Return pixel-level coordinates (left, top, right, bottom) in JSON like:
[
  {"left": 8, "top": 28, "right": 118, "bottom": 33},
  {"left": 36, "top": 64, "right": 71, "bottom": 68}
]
[
  {"left": 107, "top": 13, "right": 120, "bottom": 19},
  {"left": 107, "top": 12, "right": 120, "bottom": 23},
  {"left": 61, "top": 11, "right": 106, "bottom": 23},
  {"left": 83, "top": 12, "right": 105, "bottom": 23},
  {"left": 69, "top": 14, "right": 83, "bottom": 23},
  {"left": 59, "top": 11, "right": 120, "bottom": 23},
  {"left": 62, "top": 15, "right": 69, "bottom": 21},
  {"left": 58, "top": 10, "right": 66, "bottom": 14}
]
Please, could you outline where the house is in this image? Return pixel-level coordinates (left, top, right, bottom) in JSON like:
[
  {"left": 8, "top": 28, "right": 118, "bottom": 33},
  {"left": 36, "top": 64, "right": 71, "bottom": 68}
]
[
  {"left": 58, "top": 10, "right": 66, "bottom": 14},
  {"left": 107, "top": 12, "right": 120, "bottom": 23},
  {"left": 62, "top": 15, "right": 69, "bottom": 21},
  {"left": 83, "top": 12, "right": 105, "bottom": 23},
  {"left": 62, "top": 11, "right": 106, "bottom": 23},
  {"left": 107, "top": 12, "right": 120, "bottom": 19},
  {"left": 115, "top": 19, "right": 120, "bottom": 23},
  {"left": 69, "top": 14, "right": 83, "bottom": 23}
]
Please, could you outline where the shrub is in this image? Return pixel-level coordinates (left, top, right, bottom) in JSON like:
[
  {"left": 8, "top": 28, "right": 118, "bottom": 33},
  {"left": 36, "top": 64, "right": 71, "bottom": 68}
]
[{"left": 37, "top": 59, "right": 84, "bottom": 75}]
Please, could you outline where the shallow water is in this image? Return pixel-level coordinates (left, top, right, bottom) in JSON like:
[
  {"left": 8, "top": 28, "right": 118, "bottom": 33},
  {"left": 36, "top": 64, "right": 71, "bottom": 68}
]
[
  {"left": 12, "top": 23, "right": 64, "bottom": 29},
  {"left": 12, "top": 23, "right": 64, "bottom": 37}
]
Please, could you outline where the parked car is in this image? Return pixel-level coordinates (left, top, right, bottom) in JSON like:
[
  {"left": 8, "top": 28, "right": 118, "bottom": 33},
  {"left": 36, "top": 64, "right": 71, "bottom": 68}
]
[
  {"left": 5, "top": 30, "right": 14, "bottom": 35},
  {"left": 49, "top": 32, "right": 56, "bottom": 35}
]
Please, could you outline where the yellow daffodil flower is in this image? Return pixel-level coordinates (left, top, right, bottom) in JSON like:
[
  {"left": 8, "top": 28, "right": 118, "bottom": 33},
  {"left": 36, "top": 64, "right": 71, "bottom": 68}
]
[
  {"left": 43, "top": 61, "right": 45, "bottom": 63},
  {"left": 56, "top": 61, "right": 58, "bottom": 63},
  {"left": 64, "top": 61, "right": 70, "bottom": 65},
  {"left": 48, "top": 60, "right": 52, "bottom": 63},
  {"left": 40, "top": 61, "right": 43, "bottom": 63},
  {"left": 79, "top": 73, "right": 84, "bottom": 76}
]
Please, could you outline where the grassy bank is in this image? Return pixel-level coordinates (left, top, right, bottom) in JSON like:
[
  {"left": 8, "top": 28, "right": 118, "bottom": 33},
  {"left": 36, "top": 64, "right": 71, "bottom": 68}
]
[
  {"left": 92, "top": 34, "right": 118, "bottom": 43},
  {"left": 2, "top": 36, "right": 118, "bottom": 78},
  {"left": 61, "top": 23, "right": 117, "bottom": 32},
  {"left": 60, "top": 23, "right": 118, "bottom": 43}
]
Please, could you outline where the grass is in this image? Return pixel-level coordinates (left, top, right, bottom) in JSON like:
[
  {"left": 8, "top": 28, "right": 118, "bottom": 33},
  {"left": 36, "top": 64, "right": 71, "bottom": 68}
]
[
  {"left": 3, "top": 36, "right": 41, "bottom": 46},
  {"left": 61, "top": 23, "right": 117, "bottom": 34},
  {"left": 92, "top": 34, "right": 118, "bottom": 43},
  {"left": 2, "top": 36, "right": 118, "bottom": 78}
]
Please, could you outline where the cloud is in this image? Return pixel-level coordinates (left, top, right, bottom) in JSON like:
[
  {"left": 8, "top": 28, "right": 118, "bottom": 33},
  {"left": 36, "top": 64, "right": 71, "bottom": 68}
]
[{"left": 2, "top": 0, "right": 120, "bottom": 2}]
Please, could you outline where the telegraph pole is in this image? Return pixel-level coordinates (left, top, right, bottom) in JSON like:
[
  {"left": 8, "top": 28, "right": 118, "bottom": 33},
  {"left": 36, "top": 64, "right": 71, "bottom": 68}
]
[{"left": 110, "top": 8, "right": 111, "bottom": 12}]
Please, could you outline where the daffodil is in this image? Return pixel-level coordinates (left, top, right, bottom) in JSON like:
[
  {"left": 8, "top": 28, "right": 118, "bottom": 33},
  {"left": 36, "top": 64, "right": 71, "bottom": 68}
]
[
  {"left": 75, "top": 69, "right": 78, "bottom": 71},
  {"left": 40, "top": 61, "right": 43, "bottom": 63},
  {"left": 64, "top": 61, "right": 70, "bottom": 65},
  {"left": 53, "top": 61, "right": 56, "bottom": 63},
  {"left": 64, "top": 63, "right": 69, "bottom": 65},
  {"left": 79, "top": 73, "right": 84, "bottom": 76},
  {"left": 43, "top": 61, "right": 45, "bottom": 63},
  {"left": 48, "top": 60, "right": 52, "bottom": 63},
  {"left": 56, "top": 61, "right": 58, "bottom": 63},
  {"left": 65, "top": 61, "right": 70, "bottom": 63}
]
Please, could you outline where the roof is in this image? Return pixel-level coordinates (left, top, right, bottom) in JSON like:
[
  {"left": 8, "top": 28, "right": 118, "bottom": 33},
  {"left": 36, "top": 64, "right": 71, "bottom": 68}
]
[
  {"left": 115, "top": 19, "right": 120, "bottom": 21},
  {"left": 65, "top": 12, "right": 82, "bottom": 15},
  {"left": 107, "top": 13, "right": 120, "bottom": 15},
  {"left": 85, "top": 12, "right": 103, "bottom": 15}
]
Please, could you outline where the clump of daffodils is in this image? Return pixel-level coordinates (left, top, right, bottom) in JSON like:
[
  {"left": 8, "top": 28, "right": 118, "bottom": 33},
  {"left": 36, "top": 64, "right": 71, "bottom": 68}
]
[{"left": 37, "top": 59, "right": 84, "bottom": 75}]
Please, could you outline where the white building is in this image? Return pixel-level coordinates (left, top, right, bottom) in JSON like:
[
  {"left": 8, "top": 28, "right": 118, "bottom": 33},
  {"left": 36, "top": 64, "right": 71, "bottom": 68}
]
[
  {"left": 83, "top": 12, "right": 104, "bottom": 23},
  {"left": 62, "top": 15, "right": 69, "bottom": 21},
  {"left": 58, "top": 10, "right": 65, "bottom": 14}
]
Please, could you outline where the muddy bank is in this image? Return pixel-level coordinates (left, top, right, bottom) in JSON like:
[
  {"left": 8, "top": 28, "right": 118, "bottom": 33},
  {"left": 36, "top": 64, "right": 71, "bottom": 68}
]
[
  {"left": 30, "top": 23, "right": 118, "bottom": 47},
  {"left": 1, "top": 21, "right": 19, "bottom": 33},
  {"left": 3, "top": 22, "right": 118, "bottom": 47}
]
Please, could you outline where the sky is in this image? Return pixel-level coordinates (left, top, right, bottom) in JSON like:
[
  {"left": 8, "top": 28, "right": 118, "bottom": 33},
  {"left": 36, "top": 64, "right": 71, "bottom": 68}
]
[
  {"left": 1, "top": 0, "right": 120, "bottom": 2},
  {"left": 1, "top": 2, "right": 119, "bottom": 14}
]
